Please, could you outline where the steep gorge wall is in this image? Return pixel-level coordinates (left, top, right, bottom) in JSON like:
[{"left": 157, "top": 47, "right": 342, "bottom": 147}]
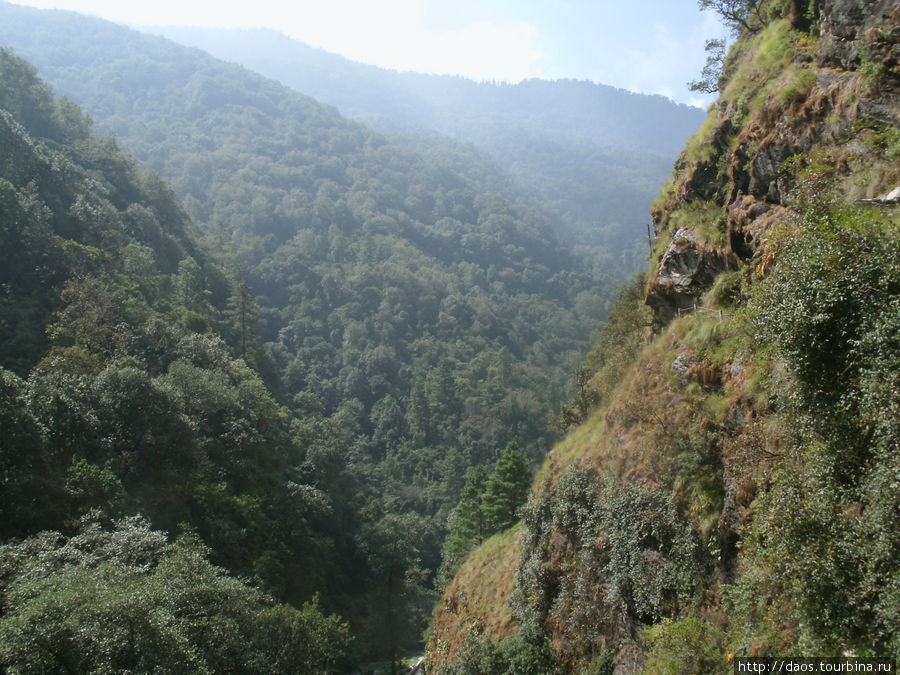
[
  {"left": 647, "top": 0, "right": 898, "bottom": 325},
  {"left": 428, "top": 2, "right": 899, "bottom": 671}
]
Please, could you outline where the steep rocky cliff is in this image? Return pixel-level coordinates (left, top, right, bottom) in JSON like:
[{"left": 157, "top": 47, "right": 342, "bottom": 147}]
[
  {"left": 647, "top": 0, "right": 898, "bottom": 326},
  {"left": 428, "top": 1, "right": 899, "bottom": 671}
]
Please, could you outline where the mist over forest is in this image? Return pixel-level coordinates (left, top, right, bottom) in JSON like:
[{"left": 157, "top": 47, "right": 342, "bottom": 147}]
[{"left": 1, "top": 0, "right": 897, "bottom": 672}]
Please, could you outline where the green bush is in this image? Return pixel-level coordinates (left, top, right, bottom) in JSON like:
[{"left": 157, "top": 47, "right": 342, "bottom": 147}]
[
  {"left": 754, "top": 198, "right": 899, "bottom": 457},
  {"left": 0, "top": 517, "right": 351, "bottom": 673},
  {"left": 643, "top": 615, "right": 727, "bottom": 674},
  {"left": 600, "top": 482, "right": 704, "bottom": 622},
  {"left": 512, "top": 466, "right": 705, "bottom": 669},
  {"left": 737, "top": 195, "right": 900, "bottom": 656}
]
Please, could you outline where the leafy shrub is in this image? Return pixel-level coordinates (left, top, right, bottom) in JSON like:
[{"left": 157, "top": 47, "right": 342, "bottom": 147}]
[
  {"left": 736, "top": 195, "right": 900, "bottom": 656},
  {"left": 600, "top": 482, "right": 704, "bottom": 622},
  {"left": 512, "top": 466, "right": 705, "bottom": 669},
  {"left": 433, "top": 622, "right": 558, "bottom": 675},
  {"left": 643, "top": 615, "right": 728, "bottom": 674},
  {"left": 0, "top": 517, "right": 351, "bottom": 673},
  {"left": 754, "top": 197, "right": 899, "bottom": 458}
]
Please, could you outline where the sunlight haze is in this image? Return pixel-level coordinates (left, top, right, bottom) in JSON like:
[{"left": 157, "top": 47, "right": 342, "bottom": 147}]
[{"left": 10, "top": 0, "right": 723, "bottom": 106}]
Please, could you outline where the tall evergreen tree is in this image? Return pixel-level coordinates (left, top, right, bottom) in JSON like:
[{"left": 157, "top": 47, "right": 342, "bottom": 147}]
[
  {"left": 482, "top": 441, "right": 531, "bottom": 532},
  {"left": 438, "top": 465, "right": 488, "bottom": 584},
  {"left": 225, "top": 282, "right": 259, "bottom": 359}
]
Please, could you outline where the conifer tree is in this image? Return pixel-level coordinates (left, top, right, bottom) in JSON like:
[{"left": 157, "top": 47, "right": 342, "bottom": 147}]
[
  {"left": 482, "top": 441, "right": 531, "bottom": 531},
  {"left": 225, "top": 282, "right": 259, "bottom": 359},
  {"left": 438, "top": 465, "right": 488, "bottom": 584}
]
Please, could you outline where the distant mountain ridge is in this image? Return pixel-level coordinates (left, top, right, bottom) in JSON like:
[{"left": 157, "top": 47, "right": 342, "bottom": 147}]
[
  {"left": 150, "top": 26, "right": 706, "bottom": 273},
  {"left": 151, "top": 26, "right": 700, "bottom": 155}
]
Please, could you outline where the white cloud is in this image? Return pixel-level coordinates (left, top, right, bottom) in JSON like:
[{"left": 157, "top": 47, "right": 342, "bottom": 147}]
[{"left": 588, "top": 10, "right": 725, "bottom": 105}]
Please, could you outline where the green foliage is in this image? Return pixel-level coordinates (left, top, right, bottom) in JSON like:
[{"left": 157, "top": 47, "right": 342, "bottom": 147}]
[
  {"left": 642, "top": 615, "right": 728, "bottom": 674},
  {"left": 438, "top": 442, "right": 532, "bottom": 587},
  {"left": 149, "top": 24, "right": 704, "bottom": 280},
  {"left": 0, "top": 51, "right": 378, "bottom": 662},
  {"left": 0, "top": 366, "right": 61, "bottom": 536},
  {"left": 513, "top": 466, "right": 705, "bottom": 669},
  {"left": 689, "top": 38, "right": 728, "bottom": 94},
  {"left": 0, "top": 15, "right": 706, "bottom": 670},
  {"left": 358, "top": 513, "right": 435, "bottom": 669},
  {"left": 717, "top": 18, "right": 818, "bottom": 128},
  {"left": 859, "top": 58, "right": 886, "bottom": 93},
  {"left": 0, "top": 518, "right": 351, "bottom": 673},
  {"left": 436, "top": 621, "right": 559, "bottom": 675},
  {"left": 225, "top": 281, "right": 260, "bottom": 359},
  {"left": 754, "top": 199, "right": 899, "bottom": 451},
  {"left": 0, "top": 10, "right": 618, "bottom": 554},
  {"left": 698, "top": 0, "right": 767, "bottom": 36},
  {"left": 0, "top": 48, "right": 196, "bottom": 374},
  {"left": 482, "top": 442, "right": 532, "bottom": 532},
  {"left": 439, "top": 465, "right": 489, "bottom": 585},
  {"left": 65, "top": 456, "right": 126, "bottom": 520},
  {"left": 0, "top": 46, "right": 90, "bottom": 143},
  {"left": 599, "top": 482, "right": 704, "bottom": 622},
  {"left": 557, "top": 368, "right": 596, "bottom": 430},
  {"left": 733, "top": 196, "right": 900, "bottom": 656},
  {"left": 0, "top": 31, "right": 629, "bottom": 666}
]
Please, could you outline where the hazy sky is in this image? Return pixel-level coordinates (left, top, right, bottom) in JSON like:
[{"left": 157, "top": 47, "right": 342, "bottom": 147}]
[{"left": 11, "top": 0, "right": 725, "bottom": 107}]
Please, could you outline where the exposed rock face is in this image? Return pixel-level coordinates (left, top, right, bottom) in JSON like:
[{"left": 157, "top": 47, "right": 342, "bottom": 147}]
[
  {"left": 819, "top": 0, "right": 900, "bottom": 126},
  {"left": 665, "top": 111, "right": 736, "bottom": 210},
  {"left": 645, "top": 228, "right": 731, "bottom": 327},
  {"left": 730, "top": 69, "right": 860, "bottom": 205},
  {"left": 727, "top": 194, "right": 794, "bottom": 261},
  {"left": 818, "top": 0, "right": 899, "bottom": 73},
  {"left": 645, "top": 1, "right": 899, "bottom": 330}
]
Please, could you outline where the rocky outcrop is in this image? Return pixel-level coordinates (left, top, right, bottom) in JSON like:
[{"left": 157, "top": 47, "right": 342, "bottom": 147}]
[
  {"left": 678, "top": 118, "right": 736, "bottom": 206},
  {"left": 645, "top": 228, "right": 732, "bottom": 327},
  {"left": 729, "top": 69, "right": 861, "bottom": 205},
  {"left": 819, "top": 0, "right": 899, "bottom": 125},
  {"left": 727, "top": 194, "right": 794, "bottom": 261},
  {"left": 818, "top": 0, "right": 899, "bottom": 72},
  {"left": 645, "top": 1, "right": 899, "bottom": 329}
]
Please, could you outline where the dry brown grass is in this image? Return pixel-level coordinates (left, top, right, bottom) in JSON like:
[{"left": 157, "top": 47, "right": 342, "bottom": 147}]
[{"left": 426, "top": 524, "right": 522, "bottom": 665}]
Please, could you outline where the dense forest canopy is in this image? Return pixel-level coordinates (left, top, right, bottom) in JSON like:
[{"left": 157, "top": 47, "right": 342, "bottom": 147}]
[
  {"left": 0, "top": 47, "right": 357, "bottom": 670},
  {"left": 0, "top": 0, "right": 610, "bottom": 482}
]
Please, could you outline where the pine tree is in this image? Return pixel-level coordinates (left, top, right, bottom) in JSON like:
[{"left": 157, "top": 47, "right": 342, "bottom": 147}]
[
  {"left": 438, "top": 465, "right": 488, "bottom": 584},
  {"left": 224, "top": 282, "right": 259, "bottom": 359},
  {"left": 482, "top": 441, "right": 531, "bottom": 531}
]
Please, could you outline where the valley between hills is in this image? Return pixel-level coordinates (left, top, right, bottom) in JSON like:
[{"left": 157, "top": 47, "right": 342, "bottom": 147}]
[{"left": 0, "top": 1, "right": 898, "bottom": 672}]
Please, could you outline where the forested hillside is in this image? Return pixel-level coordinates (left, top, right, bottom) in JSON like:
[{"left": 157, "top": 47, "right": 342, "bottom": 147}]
[
  {"left": 0, "top": 3, "right": 632, "bottom": 670},
  {"left": 0, "top": 41, "right": 569, "bottom": 669},
  {"left": 0, "top": 0, "right": 610, "bottom": 503},
  {"left": 429, "top": 0, "right": 900, "bottom": 671},
  {"left": 0, "top": 48, "right": 351, "bottom": 671},
  {"left": 7, "top": 1, "right": 895, "bottom": 672},
  {"left": 152, "top": 25, "right": 706, "bottom": 275}
]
